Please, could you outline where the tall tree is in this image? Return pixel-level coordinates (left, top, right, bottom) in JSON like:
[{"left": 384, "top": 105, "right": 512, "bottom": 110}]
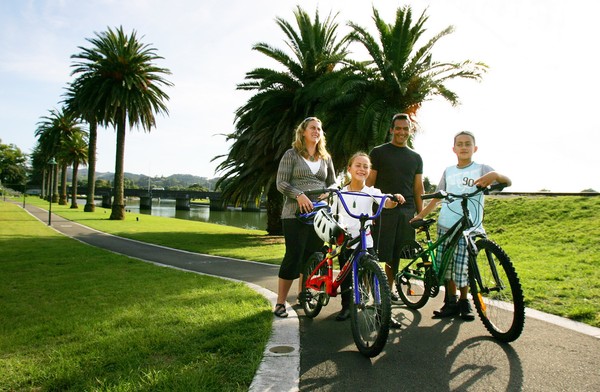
[
  {"left": 70, "top": 26, "right": 172, "bottom": 220},
  {"left": 214, "top": 6, "right": 349, "bottom": 234},
  {"left": 323, "top": 5, "right": 488, "bottom": 168},
  {"left": 63, "top": 82, "right": 99, "bottom": 212},
  {"left": 35, "top": 108, "right": 83, "bottom": 204},
  {"left": 0, "top": 140, "right": 28, "bottom": 189},
  {"left": 58, "top": 131, "right": 88, "bottom": 208}
]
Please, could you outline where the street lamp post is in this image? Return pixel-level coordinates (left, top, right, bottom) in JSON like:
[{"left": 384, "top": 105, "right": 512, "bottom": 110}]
[{"left": 48, "top": 158, "right": 57, "bottom": 225}]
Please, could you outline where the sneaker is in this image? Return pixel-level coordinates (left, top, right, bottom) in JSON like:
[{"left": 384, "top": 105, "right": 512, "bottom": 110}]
[
  {"left": 459, "top": 299, "right": 475, "bottom": 321},
  {"left": 433, "top": 299, "right": 459, "bottom": 318}
]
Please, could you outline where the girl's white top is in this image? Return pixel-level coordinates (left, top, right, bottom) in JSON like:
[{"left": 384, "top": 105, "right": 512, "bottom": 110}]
[{"left": 333, "top": 185, "right": 383, "bottom": 248}]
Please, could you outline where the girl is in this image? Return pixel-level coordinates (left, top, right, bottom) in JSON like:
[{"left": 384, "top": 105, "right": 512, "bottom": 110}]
[{"left": 333, "top": 152, "right": 405, "bottom": 325}]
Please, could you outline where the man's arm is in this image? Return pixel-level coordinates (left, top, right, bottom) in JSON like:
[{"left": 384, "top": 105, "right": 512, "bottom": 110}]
[
  {"left": 366, "top": 169, "right": 377, "bottom": 187},
  {"left": 413, "top": 173, "right": 424, "bottom": 213}
]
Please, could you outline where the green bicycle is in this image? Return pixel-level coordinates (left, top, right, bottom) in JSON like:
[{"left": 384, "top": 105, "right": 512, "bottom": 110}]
[{"left": 395, "top": 183, "right": 525, "bottom": 342}]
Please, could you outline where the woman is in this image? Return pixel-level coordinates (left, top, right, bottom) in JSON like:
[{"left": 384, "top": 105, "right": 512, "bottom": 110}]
[{"left": 274, "top": 117, "right": 336, "bottom": 317}]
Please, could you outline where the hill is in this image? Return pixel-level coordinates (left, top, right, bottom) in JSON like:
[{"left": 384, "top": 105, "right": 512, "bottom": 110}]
[{"left": 72, "top": 170, "right": 220, "bottom": 190}]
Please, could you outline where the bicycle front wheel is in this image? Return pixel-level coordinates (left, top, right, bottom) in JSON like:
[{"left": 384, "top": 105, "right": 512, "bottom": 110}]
[
  {"left": 302, "top": 252, "right": 326, "bottom": 318},
  {"left": 350, "top": 254, "right": 391, "bottom": 357},
  {"left": 469, "top": 239, "right": 525, "bottom": 342}
]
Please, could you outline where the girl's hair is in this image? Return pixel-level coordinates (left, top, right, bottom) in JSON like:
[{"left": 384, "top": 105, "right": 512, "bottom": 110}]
[
  {"left": 342, "top": 151, "right": 370, "bottom": 186},
  {"left": 292, "top": 116, "right": 330, "bottom": 160},
  {"left": 347, "top": 151, "right": 370, "bottom": 167}
]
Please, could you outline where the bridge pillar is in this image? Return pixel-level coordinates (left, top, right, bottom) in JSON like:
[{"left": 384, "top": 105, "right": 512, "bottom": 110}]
[
  {"left": 209, "top": 197, "right": 226, "bottom": 211},
  {"left": 140, "top": 196, "right": 152, "bottom": 210},
  {"left": 101, "top": 193, "right": 112, "bottom": 208},
  {"left": 175, "top": 195, "right": 191, "bottom": 211}
]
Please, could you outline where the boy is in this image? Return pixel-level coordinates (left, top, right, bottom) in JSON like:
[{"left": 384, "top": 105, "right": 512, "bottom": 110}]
[{"left": 410, "top": 131, "right": 511, "bottom": 320}]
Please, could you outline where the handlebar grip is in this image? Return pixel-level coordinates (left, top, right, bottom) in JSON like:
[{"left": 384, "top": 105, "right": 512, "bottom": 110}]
[
  {"left": 422, "top": 190, "right": 446, "bottom": 200},
  {"left": 488, "top": 183, "right": 507, "bottom": 192}
]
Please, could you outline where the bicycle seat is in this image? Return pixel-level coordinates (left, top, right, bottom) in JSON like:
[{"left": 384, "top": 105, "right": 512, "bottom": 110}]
[{"left": 410, "top": 218, "right": 436, "bottom": 230}]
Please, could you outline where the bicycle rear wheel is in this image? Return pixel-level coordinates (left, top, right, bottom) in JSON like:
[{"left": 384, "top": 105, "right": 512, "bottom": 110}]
[
  {"left": 302, "top": 252, "right": 326, "bottom": 318},
  {"left": 350, "top": 254, "right": 391, "bottom": 357},
  {"left": 396, "top": 259, "right": 431, "bottom": 309},
  {"left": 469, "top": 239, "right": 525, "bottom": 342}
]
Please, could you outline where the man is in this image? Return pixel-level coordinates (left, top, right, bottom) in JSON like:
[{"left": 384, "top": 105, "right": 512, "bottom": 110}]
[{"left": 367, "top": 113, "right": 424, "bottom": 321}]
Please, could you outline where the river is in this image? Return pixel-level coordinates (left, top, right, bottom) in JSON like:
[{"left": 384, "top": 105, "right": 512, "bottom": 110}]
[{"left": 98, "top": 198, "right": 268, "bottom": 231}]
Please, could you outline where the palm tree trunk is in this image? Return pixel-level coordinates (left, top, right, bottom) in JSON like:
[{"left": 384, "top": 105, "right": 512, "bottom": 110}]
[
  {"left": 110, "top": 111, "right": 126, "bottom": 220},
  {"left": 59, "top": 164, "right": 68, "bottom": 205},
  {"left": 52, "top": 166, "right": 59, "bottom": 203},
  {"left": 70, "top": 162, "right": 79, "bottom": 208},
  {"left": 84, "top": 121, "right": 97, "bottom": 212},
  {"left": 41, "top": 168, "right": 47, "bottom": 199},
  {"left": 266, "top": 182, "right": 283, "bottom": 235}
]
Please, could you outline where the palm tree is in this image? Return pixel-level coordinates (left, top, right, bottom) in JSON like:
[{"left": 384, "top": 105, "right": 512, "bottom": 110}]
[
  {"left": 63, "top": 82, "right": 99, "bottom": 212},
  {"left": 29, "top": 144, "right": 49, "bottom": 199},
  {"left": 323, "top": 5, "right": 488, "bottom": 166},
  {"left": 35, "top": 108, "right": 83, "bottom": 204},
  {"left": 58, "top": 131, "right": 88, "bottom": 208},
  {"left": 214, "top": 6, "right": 349, "bottom": 234},
  {"left": 70, "top": 26, "right": 172, "bottom": 220}
]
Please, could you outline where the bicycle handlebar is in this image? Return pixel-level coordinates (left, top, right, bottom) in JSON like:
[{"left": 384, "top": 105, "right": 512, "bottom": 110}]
[
  {"left": 421, "top": 183, "right": 507, "bottom": 201},
  {"left": 304, "top": 188, "right": 396, "bottom": 221}
]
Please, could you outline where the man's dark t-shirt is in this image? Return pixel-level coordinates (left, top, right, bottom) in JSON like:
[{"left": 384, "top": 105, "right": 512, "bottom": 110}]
[{"left": 370, "top": 143, "right": 423, "bottom": 211}]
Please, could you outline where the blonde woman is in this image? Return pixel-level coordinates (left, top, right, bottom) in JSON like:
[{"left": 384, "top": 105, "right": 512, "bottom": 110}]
[{"left": 274, "top": 117, "right": 336, "bottom": 317}]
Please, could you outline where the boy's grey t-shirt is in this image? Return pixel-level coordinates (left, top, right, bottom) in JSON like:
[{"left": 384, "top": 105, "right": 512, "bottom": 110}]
[{"left": 436, "top": 161, "right": 494, "bottom": 231}]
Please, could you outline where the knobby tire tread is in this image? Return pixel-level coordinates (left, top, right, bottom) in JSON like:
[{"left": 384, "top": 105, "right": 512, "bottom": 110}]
[{"left": 469, "top": 239, "right": 525, "bottom": 342}]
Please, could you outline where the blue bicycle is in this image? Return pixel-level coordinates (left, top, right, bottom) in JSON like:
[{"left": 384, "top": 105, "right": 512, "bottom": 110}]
[{"left": 299, "top": 188, "right": 397, "bottom": 357}]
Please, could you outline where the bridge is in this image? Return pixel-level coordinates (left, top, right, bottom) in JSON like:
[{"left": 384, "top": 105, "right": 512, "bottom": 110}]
[{"left": 73, "top": 186, "right": 262, "bottom": 211}]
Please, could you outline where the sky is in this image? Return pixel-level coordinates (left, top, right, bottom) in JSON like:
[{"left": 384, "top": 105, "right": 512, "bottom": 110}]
[{"left": 1, "top": 0, "right": 599, "bottom": 192}]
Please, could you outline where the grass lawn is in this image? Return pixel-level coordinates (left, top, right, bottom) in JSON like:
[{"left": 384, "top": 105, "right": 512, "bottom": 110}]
[
  {"left": 0, "top": 200, "right": 272, "bottom": 391},
  {"left": 484, "top": 196, "right": 600, "bottom": 327}
]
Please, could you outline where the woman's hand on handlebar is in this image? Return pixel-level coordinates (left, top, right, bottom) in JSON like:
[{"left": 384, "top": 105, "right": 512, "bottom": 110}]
[{"left": 296, "top": 193, "right": 313, "bottom": 213}]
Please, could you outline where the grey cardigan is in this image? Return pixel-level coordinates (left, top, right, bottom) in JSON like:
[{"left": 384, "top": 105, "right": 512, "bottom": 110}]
[{"left": 276, "top": 148, "right": 336, "bottom": 219}]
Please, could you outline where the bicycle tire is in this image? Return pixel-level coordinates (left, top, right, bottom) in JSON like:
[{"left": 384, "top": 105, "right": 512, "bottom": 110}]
[
  {"left": 302, "top": 252, "right": 326, "bottom": 318},
  {"left": 469, "top": 239, "right": 525, "bottom": 342},
  {"left": 350, "top": 254, "right": 391, "bottom": 357},
  {"left": 396, "top": 259, "right": 431, "bottom": 309}
]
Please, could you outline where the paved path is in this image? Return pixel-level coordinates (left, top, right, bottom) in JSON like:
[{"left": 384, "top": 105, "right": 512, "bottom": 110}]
[{"left": 23, "top": 204, "right": 600, "bottom": 391}]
